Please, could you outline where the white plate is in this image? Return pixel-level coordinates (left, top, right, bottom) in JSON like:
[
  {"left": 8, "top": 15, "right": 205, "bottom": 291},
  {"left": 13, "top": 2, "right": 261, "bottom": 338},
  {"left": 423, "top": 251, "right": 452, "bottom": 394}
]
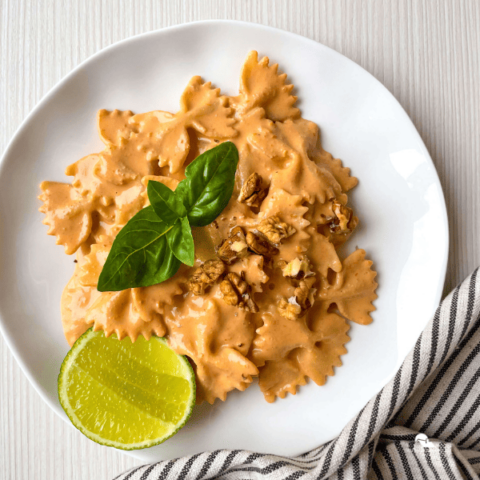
[{"left": 0, "top": 20, "right": 448, "bottom": 461}]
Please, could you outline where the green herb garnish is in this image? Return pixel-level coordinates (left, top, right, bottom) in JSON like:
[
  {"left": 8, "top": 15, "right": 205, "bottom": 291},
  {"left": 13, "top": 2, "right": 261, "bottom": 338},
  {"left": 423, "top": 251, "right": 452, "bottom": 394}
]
[{"left": 97, "top": 142, "right": 239, "bottom": 292}]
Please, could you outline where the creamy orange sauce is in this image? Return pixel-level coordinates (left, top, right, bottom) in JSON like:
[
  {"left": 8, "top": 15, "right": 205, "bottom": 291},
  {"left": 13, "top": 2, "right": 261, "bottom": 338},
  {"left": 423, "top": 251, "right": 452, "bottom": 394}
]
[{"left": 39, "top": 51, "right": 377, "bottom": 404}]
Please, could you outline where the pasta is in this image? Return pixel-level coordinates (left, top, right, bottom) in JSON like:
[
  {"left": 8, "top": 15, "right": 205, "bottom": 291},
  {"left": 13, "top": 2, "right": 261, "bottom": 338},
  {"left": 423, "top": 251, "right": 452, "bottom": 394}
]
[{"left": 40, "top": 51, "right": 378, "bottom": 404}]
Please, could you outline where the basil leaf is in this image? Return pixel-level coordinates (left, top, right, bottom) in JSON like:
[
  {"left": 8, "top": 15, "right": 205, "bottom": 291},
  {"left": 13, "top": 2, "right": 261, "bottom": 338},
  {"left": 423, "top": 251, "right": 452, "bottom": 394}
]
[
  {"left": 166, "top": 216, "right": 194, "bottom": 267},
  {"left": 147, "top": 180, "right": 187, "bottom": 226},
  {"left": 97, "top": 206, "right": 181, "bottom": 291},
  {"left": 176, "top": 141, "right": 239, "bottom": 227}
]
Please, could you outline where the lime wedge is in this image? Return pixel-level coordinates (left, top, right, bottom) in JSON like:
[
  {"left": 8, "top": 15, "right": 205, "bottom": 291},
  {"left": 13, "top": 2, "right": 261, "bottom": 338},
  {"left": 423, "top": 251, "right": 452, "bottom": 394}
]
[{"left": 58, "top": 329, "right": 195, "bottom": 450}]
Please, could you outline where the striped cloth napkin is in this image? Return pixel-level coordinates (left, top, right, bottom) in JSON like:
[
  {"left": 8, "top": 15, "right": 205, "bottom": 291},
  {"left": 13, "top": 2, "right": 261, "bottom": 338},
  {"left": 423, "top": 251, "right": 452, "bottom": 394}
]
[{"left": 115, "top": 268, "right": 480, "bottom": 480}]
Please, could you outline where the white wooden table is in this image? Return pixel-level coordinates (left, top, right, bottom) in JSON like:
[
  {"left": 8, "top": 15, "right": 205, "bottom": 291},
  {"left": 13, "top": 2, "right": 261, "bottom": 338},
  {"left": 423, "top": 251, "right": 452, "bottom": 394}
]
[{"left": 1, "top": 1, "right": 479, "bottom": 478}]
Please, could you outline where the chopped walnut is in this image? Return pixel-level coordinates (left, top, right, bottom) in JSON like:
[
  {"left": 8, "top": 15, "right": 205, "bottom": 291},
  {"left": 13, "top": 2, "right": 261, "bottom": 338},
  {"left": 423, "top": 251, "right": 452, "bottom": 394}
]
[
  {"left": 217, "top": 227, "right": 249, "bottom": 264},
  {"left": 242, "top": 294, "right": 259, "bottom": 313},
  {"left": 246, "top": 231, "right": 279, "bottom": 257},
  {"left": 220, "top": 276, "right": 242, "bottom": 305},
  {"left": 294, "top": 281, "right": 314, "bottom": 310},
  {"left": 281, "top": 256, "right": 315, "bottom": 280},
  {"left": 187, "top": 259, "right": 225, "bottom": 295},
  {"left": 329, "top": 201, "right": 355, "bottom": 234},
  {"left": 220, "top": 272, "right": 259, "bottom": 313},
  {"left": 278, "top": 280, "right": 317, "bottom": 320},
  {"left": 238, "top": 173, "right": 268, "bottom": 208},
  {"left": 278, "top": 298, "right": 302, "bottom": 320},
  {"left": 255, "top": 216, "right": 296, "bottom": 245}
]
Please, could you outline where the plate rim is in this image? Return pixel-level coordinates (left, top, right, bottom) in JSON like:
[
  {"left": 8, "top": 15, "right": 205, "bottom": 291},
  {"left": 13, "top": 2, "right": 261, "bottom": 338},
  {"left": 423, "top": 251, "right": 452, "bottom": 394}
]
[{"left": 0, "top": 19, "right": 449, "bottom": 458}]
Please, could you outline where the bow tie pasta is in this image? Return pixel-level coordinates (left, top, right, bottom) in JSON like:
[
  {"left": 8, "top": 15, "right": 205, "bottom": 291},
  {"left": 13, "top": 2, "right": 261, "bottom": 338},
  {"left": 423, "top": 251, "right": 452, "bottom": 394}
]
[{"left": 40, "top": 51, "right": 377, "bottom": 404}]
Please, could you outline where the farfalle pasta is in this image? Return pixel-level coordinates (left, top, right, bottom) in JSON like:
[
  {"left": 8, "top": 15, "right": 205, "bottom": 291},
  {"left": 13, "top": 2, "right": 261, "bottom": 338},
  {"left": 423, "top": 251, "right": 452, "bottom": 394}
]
[{"left": 40, "top": 51, "right": 378, "bottom": 404}]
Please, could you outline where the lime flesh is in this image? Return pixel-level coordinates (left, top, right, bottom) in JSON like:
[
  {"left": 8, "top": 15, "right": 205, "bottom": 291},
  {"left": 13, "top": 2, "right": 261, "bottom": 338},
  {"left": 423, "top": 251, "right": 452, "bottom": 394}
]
[{"left": 58, "top": 329, "right": 195, "bottom": 450}]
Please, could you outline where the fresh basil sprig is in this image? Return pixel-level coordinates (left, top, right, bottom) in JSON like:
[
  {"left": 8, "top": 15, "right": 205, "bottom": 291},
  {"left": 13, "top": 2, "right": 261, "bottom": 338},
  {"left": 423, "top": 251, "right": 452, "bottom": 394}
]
[{"left": 97, "top": 142, "right": 239, "bottom": 292}]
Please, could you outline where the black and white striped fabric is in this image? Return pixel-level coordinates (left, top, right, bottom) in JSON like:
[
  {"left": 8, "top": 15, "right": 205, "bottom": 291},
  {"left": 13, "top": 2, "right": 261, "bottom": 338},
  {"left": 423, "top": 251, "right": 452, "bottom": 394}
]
[{"left": 115, "top": 268, "right": 480, "bottom": 480}]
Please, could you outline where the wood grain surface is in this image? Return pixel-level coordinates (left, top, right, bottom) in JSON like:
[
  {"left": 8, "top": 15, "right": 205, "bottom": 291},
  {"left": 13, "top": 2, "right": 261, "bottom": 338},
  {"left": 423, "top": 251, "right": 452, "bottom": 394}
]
[{"left": 1, "top": 1, "right": 479, "bottom": 478}]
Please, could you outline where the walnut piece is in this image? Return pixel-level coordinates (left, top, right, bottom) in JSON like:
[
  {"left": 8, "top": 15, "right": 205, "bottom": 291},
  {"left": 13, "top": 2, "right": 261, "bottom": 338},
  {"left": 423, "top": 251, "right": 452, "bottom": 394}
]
[
  {"left": 217, "top": 227, "right": 249, "bottom": 264},
  {"left": 278, "top": 279, "right": 317, "bottom": 320},
  {"left": 246, "top": 231, "right": 279, "bottom": 257},
  {"left": 187, "top": 259, "right": 225, "bottom": 295},
  {"left": 330, "top": 201, "right": 355, "bottom": 234},
  {"left": 238, "top": 173, "right": 268, "bottom": 208},
  {"left": 220, "top": 272, "right": 259, "bottom": 313},
  {"left": 281, "top": 256, "right": 314, "bottom": 280},
  {"left": 244, "top": 216, "right": 295, "bottom": 258},
  {"left": 294, "top": 281, "right": 314, "bottom": 310},
  {"left": 255, "top": 216, "right": 296, "bottom": 245},
  {"left": 278, "top": 298, "right": 302, "bottom": 320}
]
